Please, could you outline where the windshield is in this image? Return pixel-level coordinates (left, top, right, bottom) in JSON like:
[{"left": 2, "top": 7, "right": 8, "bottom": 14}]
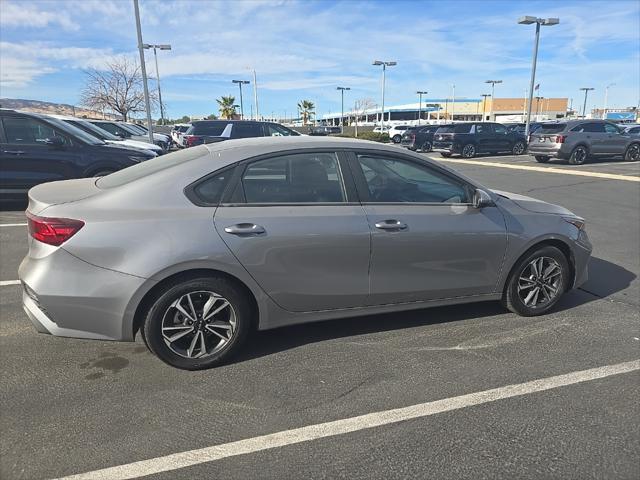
[
  {"left": 42, "top": 117, "right": 105, "bottom": 145},
  {"left": 65, "top": 120, "right": 119, "bottom": 141}
]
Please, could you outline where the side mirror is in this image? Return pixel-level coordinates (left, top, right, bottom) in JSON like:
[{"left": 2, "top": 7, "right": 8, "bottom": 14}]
[
  {"left": 45, "top": 136, "right": 65, "bottom": 147},
  {"left": 473, "top": 189, "right": 494, "bottom": 209}
]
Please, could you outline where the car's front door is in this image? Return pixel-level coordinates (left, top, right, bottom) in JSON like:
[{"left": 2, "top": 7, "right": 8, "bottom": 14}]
[
  {"left": 0, "top": 115, "right": 79, "bottom": 193},
  {"left": 348, "top": 150, "right": 507, "bottom": 305},
  {"left": 214, "top": 150, "right": 370, "bottom": 312},
  {"left": 602, "top": 123, "right": 627, "bottom": 156},
  {"left": 474, "top": 123, "right": 494, "bottom": 152},
  {"left": 492, "top": 123, "right": 511, "bottom": 152}
]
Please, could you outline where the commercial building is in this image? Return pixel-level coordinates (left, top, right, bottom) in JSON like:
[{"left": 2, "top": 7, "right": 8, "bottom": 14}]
[{"left": 321, "top": 97, "right": 569, "bottom": 125}]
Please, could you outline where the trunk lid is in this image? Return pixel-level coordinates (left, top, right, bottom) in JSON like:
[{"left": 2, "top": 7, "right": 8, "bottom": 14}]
[{"left": 27, "top": 178, "right": 101, "bottom": 215}]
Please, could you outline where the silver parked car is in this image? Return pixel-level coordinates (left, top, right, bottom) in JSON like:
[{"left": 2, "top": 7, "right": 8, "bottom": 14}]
[
  {"left": 527, "top": 119, "right": 640, "bottom": 164},
  {"left": 20, "top": 137, "right": 592, "bottom": 369}
]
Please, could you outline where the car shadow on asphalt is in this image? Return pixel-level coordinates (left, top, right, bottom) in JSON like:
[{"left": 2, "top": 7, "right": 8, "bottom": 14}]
[{"left": 235, "top": 256, "right": 636, "bottom": 364}]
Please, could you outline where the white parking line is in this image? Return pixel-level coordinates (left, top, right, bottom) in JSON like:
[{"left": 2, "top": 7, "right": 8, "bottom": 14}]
[
  {"left": 0, "top": 223, "right": 27, "bottom": 227},
  {"left": 0, "top": 280, "right": 20, "bottom": 286},
  {"left": 430, "top": 158, "right": 640, "bottom": 182},
  {"left": 54, "top": 359, "right": 640, "bottom": 480}
]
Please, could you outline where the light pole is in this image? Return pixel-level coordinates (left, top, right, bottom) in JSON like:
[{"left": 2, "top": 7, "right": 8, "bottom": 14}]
[
  {"left": 580, "top": 87, "right": 594, "bottom": 118},
  {"left": 337, "top": 86, "right": 350, "bottom": 133},
  {"left": 535, "top": 96, "right": 544, "bottom": 119},
  {"left": 416, "top": 90, "right": 427, "bottom": 125},
  {"left": 451, "top": 84, "right": 455, "bottom": 122},
  {"left": 485, "top": 80, "right": 502, "bottom": 121},
  {"left": 481, "top": 94, "right": 491, "bottom": 121},
  {"left": 603, "top": 83, "right": 615, "bottom": 119},
  {"left": 232, "top": 80, "right": 250, "bottom": 120},
  {"left": 133, "top": 0, "right": 154, "bottom": 144},
  {"left": 373, "top": 60, "right": 396, "bottom": 127},
  {"left": 518, "top": 16, "right": 559, "bottom": 137},
  {"left": 251, "top": 69, "right": 259, "bottom": 120},
  {"left": 142, "top": 43, "right": 171, "bottom": 125}
]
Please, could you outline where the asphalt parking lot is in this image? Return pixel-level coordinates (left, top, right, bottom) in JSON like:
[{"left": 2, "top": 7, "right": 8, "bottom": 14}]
[{"left": 1, "top": 154, "right": 639, "bottom": 480}]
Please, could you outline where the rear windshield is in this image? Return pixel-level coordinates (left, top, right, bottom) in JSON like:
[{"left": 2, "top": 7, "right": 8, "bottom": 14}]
[
  {"left": 96, "top": 145, "right": 208, "bottom": 188},
  {"left": 437, "top": 124, "right": 473, "bottom": 134},
  {"left": 190, "top": 122, "right": 229, "bottom": 136},
  {"left": 537, "top": 124, "right": 566, "bottom": 134}
]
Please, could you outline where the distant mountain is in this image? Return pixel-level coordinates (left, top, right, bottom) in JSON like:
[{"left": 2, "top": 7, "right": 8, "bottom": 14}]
[{"left": 0, "top": 98, "right": 121, "bottom": 120}]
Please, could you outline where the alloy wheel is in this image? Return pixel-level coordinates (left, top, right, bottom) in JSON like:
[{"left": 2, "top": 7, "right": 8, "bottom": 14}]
[
  {"left": 513, "top": 142, "right": 525, "bottom": 155},
  {"left": 422, "top": 141, "right": 432, "bottom": 152},
  {"left": 161, "top": 290, "right": 237, "bottom": 358},
  {"left": 517, "top": 257, "right": 563, "bottom": 309},
  {"left": 626, "top": 144, "right": 640, "bottom": 161},
  {"left": 570, "top": 146, "right": 587, "bottom": 165},
  {"left": 462, "top": 144, "right": 476, "bottom": 158}
]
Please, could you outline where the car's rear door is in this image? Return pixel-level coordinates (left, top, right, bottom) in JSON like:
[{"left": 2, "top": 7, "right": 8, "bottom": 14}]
[
  {"left": 474, "top": 123, "right": 495, "bottom": 152},
  {"left": 214, "top": 150, "right": 370, "bottom": 312},
  {"left": 347, "top": 149, "right": 507, "bottom": 305}
]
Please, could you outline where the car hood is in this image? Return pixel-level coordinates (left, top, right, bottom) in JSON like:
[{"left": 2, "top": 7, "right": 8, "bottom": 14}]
[{"left": 493, "top": 190, "right": 575, "bottom": 216}]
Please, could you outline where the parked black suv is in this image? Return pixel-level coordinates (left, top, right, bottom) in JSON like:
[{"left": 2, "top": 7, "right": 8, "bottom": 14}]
[
  {"left": 0, "top": 109, "right": 156, "bottom": 198},
  {"left": 432, "top": 122, "right": 527, "bottom": 158},
  {"left": 401, "top": 124, "right": 454, "bottom": 152},
  {"left": 183, "top": 120, "right": 301, "bottom": 147}
]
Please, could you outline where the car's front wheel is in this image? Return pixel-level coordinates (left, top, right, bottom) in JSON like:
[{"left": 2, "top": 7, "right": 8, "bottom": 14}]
[
  {"left": 568, "top": 145, "right": 588, "bottom": 165},
  {"left": 461, "top": 143, "right": 476, "bottom": 158},
  {"left": 143, "top": 276, "right": 252, "bottom": 370},
  {"left": 421, "top": 141, "right": 433, "bottom": 152},
  {"left": 502, "top": 246, "right": 569, "bottom": 316},
  {"left": 535, "top": 155, "right": 550, "bottom": 163},
  {"left": 392, "top": 134, "right": 401, "bottom": 143},
  {"left": 624, "top": 143, "right": 640, "bottom": 162}
]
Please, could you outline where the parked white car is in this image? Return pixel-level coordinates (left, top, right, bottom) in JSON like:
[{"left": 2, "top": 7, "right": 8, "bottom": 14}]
[
  {"left": 46, "top": 114, "right": 163, "bottom": 155},
  {"left": 388, "top": 124, "right": 412, "bottom": 143},
  {"left": 89, "top": 121, "right": 169, "bottom": 152},
  {"left": 171, "top": 123, "right": 191, "bottom": 147},
  {"left": 372, "top": 126, "right": 390, "bottom": 134}
]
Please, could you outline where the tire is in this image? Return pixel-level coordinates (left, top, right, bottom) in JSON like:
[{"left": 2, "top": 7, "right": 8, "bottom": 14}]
[
  {"left": 143, "top": 276, "right": 252, "bottom": 370},
  {"left": 568, "top": 145, "right": 588, "bottom": 165},
  {"left": 421, "top": 141, "right": 432, "bottom": 152},
  {"left": 624, "top": 143, "right": 640, "bottom": 162},
  {"left": 392, "top": 135, "right": 401, "bottom": 143},
  {"left": 502, "top": 246, "right": 569, "bottom": 316},
  {"left": 512, "top": 141, "right": 526, "bottom": 156},
  {"left": 440, "top": 152, "right": 452, "bottom": 158},
  {"left": 461, "top": 143, "right": 476, "bottom": 158},
  {"left": 535, "top": 155, "right": 550, "bottom": 163}
]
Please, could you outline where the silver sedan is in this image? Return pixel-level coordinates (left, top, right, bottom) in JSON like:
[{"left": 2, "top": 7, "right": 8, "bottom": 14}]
[{"left": 19, "top": 137, "right": 592, "bottom": 369}]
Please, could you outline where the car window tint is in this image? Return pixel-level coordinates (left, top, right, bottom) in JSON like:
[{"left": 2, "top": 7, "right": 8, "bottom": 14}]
[
  {"left": 494, "top": 124, "right": 507, "bottom": 134},
  {"left": 232, "top": 123, "right": 263, "bottom": 138},
  {"left": 356, "top": 154, "right": 471, "bottom": 203},
  {"left": 97, "top": 146, "right": 209, "bottom": 188},
  {"left": 192, "top": 123, "right": 227, "bottom": 135},
  {"left": 539, "top": 124, "right": 566, "bottom": 134},
  {"left": 572, "top": 123, "right": 605, "bottom": 133},
  {"left": 604, "top": 123, "right": 620, "bottom": 134},
  {"left": 2, "top": 117, "right": 68, "bottom": 145},
  {"left": 94, "top": 122, "right": 130, "bottom": 137},
  {"left": 192, "top": 168, "right": 233, "bottom": 205},
  {"left": 241, "top": 152, "right": 345, "bottom": 203},
  {"left": 265, "top": 123, "right": 295, "bottom": 136},
  {"left": 629, "top": 127, "right": 640, "bottom": 134}
]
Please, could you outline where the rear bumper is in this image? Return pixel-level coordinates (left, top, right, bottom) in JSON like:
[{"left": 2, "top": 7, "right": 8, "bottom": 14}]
[
  {"left": 432, "top": 142, "right": 458, "bottom": 153},
  {"left": 527, "top": 144, "right": 567, "bottom": 159},
  {"left": 19, "top": 248, "right": 146, "bottom": 341}
]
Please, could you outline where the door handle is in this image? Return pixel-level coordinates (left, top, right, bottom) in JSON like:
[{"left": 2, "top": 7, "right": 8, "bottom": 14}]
[
  {"left": 224, "top": 223, "right": 265, "bottom": 235},
  {"left": 375, "top": 219, "right": 407, "bottom": 231},
  {"left": 3, "top": 150, "right": 25, "bottom": 155}
]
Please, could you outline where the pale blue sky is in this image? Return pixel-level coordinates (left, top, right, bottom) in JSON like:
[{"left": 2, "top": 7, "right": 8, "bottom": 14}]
[{"left": 1, "top": 0, "right": 638, "bottom": 118}]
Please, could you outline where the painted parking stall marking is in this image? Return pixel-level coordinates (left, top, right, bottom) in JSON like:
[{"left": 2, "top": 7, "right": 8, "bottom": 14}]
[
  {"left": 0, "top": 280, "right": 21, "bottom": 286},
  {"left": 430, "top": 157, "right": 640, "bottom": 182},
  {"left": 54, "top": 359, "right": 640, "bottom": 480},
  {"left": 0, "top": 223, "right": 27, "bottom": 227}
]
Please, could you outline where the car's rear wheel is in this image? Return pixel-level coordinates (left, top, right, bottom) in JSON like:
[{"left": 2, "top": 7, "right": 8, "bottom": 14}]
[
  {"left": 502, "top": 246, "right": 569, "bottom": 316},
  {"left": 535, "top": 155, "right": 550, "bottom": 163},
  {"left": 461, "top": 143, "right": 476, "bottom": 158},
  {"left": 568, "top": 145, "right": 588, "bottom": 165},
  {"left": 143, "top": 276, "right": 252, "bottom": 370},
  {"left": 440, "top": 152, "right": 452, "bottom": 158},
  {"left": 512, "top": 141, "right": 526, "bottom": 155},
  {"left": 624, "top": 143, "right": 640, "bottom": 162},
  {"left": 421, "top": 141, "right": 432, "bottom": 152},
  {"left": 392, "top": 134, "right": 401, "bottom": 143}
]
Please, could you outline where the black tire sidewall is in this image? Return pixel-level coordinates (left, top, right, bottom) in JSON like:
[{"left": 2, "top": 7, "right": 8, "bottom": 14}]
[
  {"left": 504, "top": 246, "right": 570, "bottom": 316},
  {"left": 422, "top": 141, "right": 432, "bottom": 152},
  {"left": 569, "top": 146, "right": 588, "bottom": 165},
  {"left": 535, "top": 156, "right": 550, "bottom": 163},
  {"left": 393, "top": 135, "right": 401, "bottom": 143},
  {"left": 144, "top": 277, "right": 251, "bottom": 370},
  {"left": 440, "top": 152, "right": 452, "bottom": 157},
  {"left": 512, "top": 141, "right": 525, "bottom": 155},
  {"left": 624, "top": 144, "right": 640, "bottom": 162}
]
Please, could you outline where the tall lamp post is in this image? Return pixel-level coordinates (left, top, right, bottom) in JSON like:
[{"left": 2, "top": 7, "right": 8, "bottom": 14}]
[
  {"left": 580, "top": 87, "right": 594, "bottom": 118},
  {"left": 416, "top": 90, "right": 428, "bottom": 124},
  {"left": 372, "top": 60, "right": 396, "bottom": 127},
  {"left": 451, "top": 84, "right": 455, "bottom": 122},
  {"left": 142, "top": 43, "right": 171, "bottom": 125},
  {"left": 518, "top": 16, "right": 559, "bottom": 137},
  {"left": 232, "top": 80, "right": 250, "bottom": 120},
  {"left": 535, "top": 96, "right": 544, "bottom": 119},
  {"left": 337, "top": 86, "right": 350, "bottom": 133},
  {"left": 484, "top": 80, "right": 502, "bottom": 121},
  {"left": 603, "top": 83, "right": 615, "bottom": 119},
  {"left": 481, "top": 94, "right": 491, "bottom": 121},
  {"left": 133, "top": 0, "right": 154, "bottom": 144}
]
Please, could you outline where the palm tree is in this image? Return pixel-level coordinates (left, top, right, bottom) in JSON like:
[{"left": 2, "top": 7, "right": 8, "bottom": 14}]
[
  {"left": 297, "top": 100, "right": 315, "bottom": 125},
  {"left": 217, "top": 95, "right": 236, "bottom": 119}
]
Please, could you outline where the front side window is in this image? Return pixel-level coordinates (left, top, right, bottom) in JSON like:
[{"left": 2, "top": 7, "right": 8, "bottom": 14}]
[
  {"left": 2, "top": 117, "right": 68, "bottom": 145},
  {"left": 265, "top": 123, "right": 297, "bottom": 136},
  {"left": 356, "top": 154, "right": 472, "bottom": 204},
  {"left": 604, "top": 123, "right": 620, "bottom": 134},
  {"left": 475, "top": 124, "right": 489, "bottom": 134},
  {"left": 240, "top": 152, "right": 346, "bottom": 203}
]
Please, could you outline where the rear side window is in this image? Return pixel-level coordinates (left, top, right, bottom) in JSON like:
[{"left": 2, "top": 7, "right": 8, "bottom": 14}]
[
  {"left": 239, "top": 152, "right": 346, "bottom": 203},
  {"left": 191, "top": 122, "right": 228, "bottom": 136},
  {"left": 538, "top": 124, "right": 566, "bottom": 134},
  {"left": 191, "top": 168, "right": 234, "bottom": 205},
  {"left": 232, "top": 123, "right": 263, "bottom": 139},
  {"left": 97, "top": 145, "right": 209, "bottom": 188},
  {"left": 571, "top": 123, "right": 605, "bottom": 133},
  {"left": 437, "top": 124, "right": 473, "bottom": 134}
]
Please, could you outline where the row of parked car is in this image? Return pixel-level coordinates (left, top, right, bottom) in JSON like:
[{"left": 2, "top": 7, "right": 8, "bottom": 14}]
[
  {"left": 170, "top": 120, "right": 301, "bottom": 148},
  {"left": 398, "top": 120, "right": 640, "bottom": 164}
]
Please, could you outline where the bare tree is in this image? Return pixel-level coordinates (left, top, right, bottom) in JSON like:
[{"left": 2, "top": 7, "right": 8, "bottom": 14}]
[
  {"left": 81, "top": 57, "right": 157, "bottom": 121},
  {"left": 352, "top": 98, "right": 376, "bottom": 137}
]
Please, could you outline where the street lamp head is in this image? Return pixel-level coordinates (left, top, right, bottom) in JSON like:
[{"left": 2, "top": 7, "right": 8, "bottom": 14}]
[
  {"left": 232, "top": 79, "right": 250, "bottom": 85},
  {"left": 142, "top": 43, "right": 151, "bottom": 49},
  {"left": 372, "top": 60, "right": 383, "bottom": 66},
  {"left": 337, "top": 87, "right": 350, "bottom": 91},
  {"left": 485, "top": 80, "right": 503, "bottom": 84},
  {"left": 579, "top": 87, "right": 595, "bottom": 91},
  {"left": 518, "top": 16, "right": 537, "bottom": 24},
  {"left": 158, "top": 44, "right": 172, "bottom": 50},
  {"left": 385, "top": 61, "right": 397, "bottom": 66},
  {"left": 543, "top": 17, "right": 559, "bottom": 25},
  {"left": 416, "top": 90, "right": 428, "bottom": 95}
]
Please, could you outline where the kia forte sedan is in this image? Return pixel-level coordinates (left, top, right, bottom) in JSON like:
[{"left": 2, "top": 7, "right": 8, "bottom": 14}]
[{"left": 19, "top": 137, "right": 592, "bottom": 370}]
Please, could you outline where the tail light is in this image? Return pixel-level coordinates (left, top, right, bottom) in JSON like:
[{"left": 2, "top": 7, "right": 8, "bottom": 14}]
[
  {"left": 410, "top": 134, "right": 416, "bottom": 140},
  {"left": 555, "top": 135, "right": 566, "bottom": 144},
  {"left": 26, "top": 212, "right": 84, "bottom": 246},
  {"left": 184, "top": 135, "right": 201, "bottom": 147}
]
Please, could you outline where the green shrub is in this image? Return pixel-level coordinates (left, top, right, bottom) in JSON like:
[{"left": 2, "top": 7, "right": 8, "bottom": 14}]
[{"left": 336, "top": 132, "right": 390, "bottom": 142}]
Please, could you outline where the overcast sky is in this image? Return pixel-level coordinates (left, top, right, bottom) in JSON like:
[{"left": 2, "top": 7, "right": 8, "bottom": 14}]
[{"left": 1, "top": 0, "right": 638, "bottom": 118}]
